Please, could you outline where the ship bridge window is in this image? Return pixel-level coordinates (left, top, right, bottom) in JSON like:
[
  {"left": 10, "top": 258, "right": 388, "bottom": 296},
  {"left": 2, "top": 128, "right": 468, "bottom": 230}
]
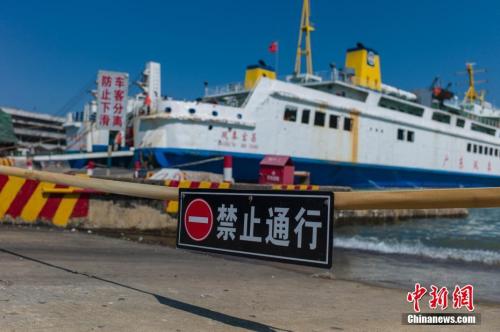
[
  {"left": 329, "top": 115, "right": 338, "bottom": 129},
  {"left": 314, "top": 111, "right": 326, "bottom": 127},
  {"left": 397, "top": 129, "right": 405, "bottom": 140},
  {"left": 431, "top": 112, "right": 451, "bottom": 124},
  {"left": 344, "top": 117, "right": 352, "bottom": 131},
  {"left": 479, "top": 145, "right": 483, "bottom": 154},
  {"left": 456, "top": 118, "right": 465, "bottom": 128},
  {"left": 378, "top": 97, "right": 424, "bottom": 117},
  {"left": 473, "top": 144, "right": 477, "bottom": 153},
  {"left": 471, "top": 123, "right": 496, "bottom": 136},
  {"left": 284, "top": 107, "right": 297, "bottom": 122},
  {"left": 407, "top": 130, "right": 415, "bottom": 142},
  {"left": 302, "top": 109, "right": 310, "bottom": 124},
  {"left": 467, "top": 143, "right": 472, "bottom": 152}
]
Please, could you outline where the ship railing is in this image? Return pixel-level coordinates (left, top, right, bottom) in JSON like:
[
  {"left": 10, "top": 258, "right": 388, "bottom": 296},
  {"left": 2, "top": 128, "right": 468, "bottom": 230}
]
[
  {"left": 312, "top": 70, "right": 336, "bottom": 82},
  {"left": 460, "top": 110, "right": 500, "bottom": 128},
  {"left": 307, "top": 69, "right": 351, "bottom": 84},
  {"left": 205, "top": 82, "right": 247, "bottom": 97},
  {"left": 333, "top": 72, "right": 381, "bottom": 91},
  {"left": 302, "top": 69, "right": 381, "bottom": 91},
  {"left": 204, "top": 69, "right": 380, "bottom": 97}
]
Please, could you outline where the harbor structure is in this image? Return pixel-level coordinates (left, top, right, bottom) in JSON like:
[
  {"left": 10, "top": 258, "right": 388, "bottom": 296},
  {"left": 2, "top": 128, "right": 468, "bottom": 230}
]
[
  {"left": 0, "top": 106, "right": 66, "bottom": 155},
  {"left": 0, "top": 108, "right": 17, "bottom": 153}
]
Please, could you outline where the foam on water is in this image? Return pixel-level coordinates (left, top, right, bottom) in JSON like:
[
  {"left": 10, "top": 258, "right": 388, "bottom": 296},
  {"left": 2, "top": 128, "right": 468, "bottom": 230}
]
[{"left": 334, "top": 235, "right": 500, "bottom": 265}]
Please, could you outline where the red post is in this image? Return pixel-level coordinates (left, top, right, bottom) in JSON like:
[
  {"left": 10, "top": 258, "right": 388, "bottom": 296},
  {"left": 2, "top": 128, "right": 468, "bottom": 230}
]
[
  {"left": 86, "top": 161, "right": 95, "bottom": 176},
  {"left": 223, "top": 155, "right": 234, "bottom": 183},
  {"left": 134, "top": 160, "right": 142, "bottom": 179}
]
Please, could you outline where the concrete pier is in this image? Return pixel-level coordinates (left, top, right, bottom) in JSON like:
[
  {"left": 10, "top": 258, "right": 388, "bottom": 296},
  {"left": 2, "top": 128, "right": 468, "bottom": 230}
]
[{"left": 1, "top": 225, "right": 498, "bottom": 331}]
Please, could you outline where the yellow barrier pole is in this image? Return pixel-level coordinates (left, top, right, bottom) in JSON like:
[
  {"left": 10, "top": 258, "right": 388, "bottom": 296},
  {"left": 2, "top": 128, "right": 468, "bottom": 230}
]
[
  {"left": 2, "top": 165, "right": 500, "bottom": 210},
  {"left": 0, "top": 166, "right": 177, "bottom": 201},
  {"left": 335, "top": 188, "right": 500, "bottom": 210}
]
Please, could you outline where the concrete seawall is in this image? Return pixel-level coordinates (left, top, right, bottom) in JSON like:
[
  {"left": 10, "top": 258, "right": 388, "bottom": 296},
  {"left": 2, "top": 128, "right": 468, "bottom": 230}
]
[
  {"left": 336, "top": 208, "right": 468, "bottom": 226},
  {"left": 84, "top": 193, "right": 468, "bottom": 230}
]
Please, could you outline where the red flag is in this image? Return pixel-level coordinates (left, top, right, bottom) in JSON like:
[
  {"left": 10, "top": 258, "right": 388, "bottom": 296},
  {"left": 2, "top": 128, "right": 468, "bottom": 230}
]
[{"left": 268, "top": 41, "right": 278, "bottom": 53}]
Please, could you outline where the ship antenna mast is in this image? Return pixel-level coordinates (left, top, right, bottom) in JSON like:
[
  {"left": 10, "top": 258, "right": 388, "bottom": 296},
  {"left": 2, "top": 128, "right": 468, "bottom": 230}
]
[
  {"left": 294, "top": 0, "right": 314, "bottom": 76},
  {"left": 463, "top": 62, "right": 487, "bottom": 104},
  {"left": 464, "top": 63, "right": 478, "bottom": 103}
]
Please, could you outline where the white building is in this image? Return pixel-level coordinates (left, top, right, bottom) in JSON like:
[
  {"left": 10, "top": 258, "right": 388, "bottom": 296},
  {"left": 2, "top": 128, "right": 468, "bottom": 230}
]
[{"left": 0, "top": 107, "right": 66, "bottom": 155}]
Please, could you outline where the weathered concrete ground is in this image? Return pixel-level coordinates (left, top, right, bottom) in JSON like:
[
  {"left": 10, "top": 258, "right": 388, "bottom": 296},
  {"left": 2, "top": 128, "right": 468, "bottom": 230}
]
[{"left": 0, "top": 226, "right": 498, "bottom": 331}]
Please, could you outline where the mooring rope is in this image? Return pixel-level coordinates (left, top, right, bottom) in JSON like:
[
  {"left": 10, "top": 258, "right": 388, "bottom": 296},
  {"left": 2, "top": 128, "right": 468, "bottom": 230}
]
[{"left": 169, "top": 156, "right": 224, "bottom": 168}]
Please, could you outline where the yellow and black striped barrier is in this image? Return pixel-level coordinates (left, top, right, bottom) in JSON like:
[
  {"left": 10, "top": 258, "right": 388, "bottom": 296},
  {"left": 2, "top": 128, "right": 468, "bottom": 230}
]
[
  {"left": 271, "top": 184, "right": 320, "bottom": 191},
  {"left": 0, "top": 174, "right": 89, "bottom": 226},
  {"left": 164, "top": 180, "right": 231, "bottom": 213},
  {"left": 0, "top": 158, "right": 15, "bottom": 166}
]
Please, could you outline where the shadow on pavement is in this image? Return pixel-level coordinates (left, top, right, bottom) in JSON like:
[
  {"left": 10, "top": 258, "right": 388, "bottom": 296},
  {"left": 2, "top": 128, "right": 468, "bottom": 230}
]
[{"left": 0, "top": 248, "right": 289, "bottom": 332}]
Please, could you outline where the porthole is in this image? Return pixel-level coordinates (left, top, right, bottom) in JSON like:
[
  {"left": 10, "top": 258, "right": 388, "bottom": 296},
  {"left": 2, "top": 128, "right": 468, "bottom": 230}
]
[{"left": 188, "top": 108, "right": 196, "bottom": 114}]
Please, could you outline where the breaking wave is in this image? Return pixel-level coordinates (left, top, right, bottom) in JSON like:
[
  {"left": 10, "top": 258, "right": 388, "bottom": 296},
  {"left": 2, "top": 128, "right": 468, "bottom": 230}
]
[{"left": 334, "top": 236, "right": 500, "bottom": 265}]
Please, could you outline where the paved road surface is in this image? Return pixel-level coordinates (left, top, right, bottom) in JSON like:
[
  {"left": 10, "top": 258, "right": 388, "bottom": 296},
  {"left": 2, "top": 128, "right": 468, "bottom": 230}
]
[{"left": 0, "top": 226, "right": 499, "bottom": 331}]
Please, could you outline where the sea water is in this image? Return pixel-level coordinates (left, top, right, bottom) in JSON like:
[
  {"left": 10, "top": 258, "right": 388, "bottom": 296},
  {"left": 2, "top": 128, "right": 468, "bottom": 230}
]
[{"left": 333, "top": 208, "right": 500, "bottom": 302}]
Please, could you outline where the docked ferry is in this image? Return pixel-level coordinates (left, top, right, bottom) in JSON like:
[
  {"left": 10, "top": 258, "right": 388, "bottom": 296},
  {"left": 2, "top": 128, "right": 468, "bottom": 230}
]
[
  {"left": 64, "top": 3, "right": 500, "bottom": 188},
  {"left": 133, "top": 60, "right": 500, "bottom": 188}
]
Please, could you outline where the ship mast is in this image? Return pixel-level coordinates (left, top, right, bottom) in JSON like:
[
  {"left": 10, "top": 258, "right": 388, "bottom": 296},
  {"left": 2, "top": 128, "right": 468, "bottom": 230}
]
[
  {"left": 294, "top": 0, "right": 314, "bottom": 76},
  {"left": 463, "top": 62, "right": 486, "bottom": 104},
  {"left": 464, "top": 63, "right": 478, "bottom": 103}
]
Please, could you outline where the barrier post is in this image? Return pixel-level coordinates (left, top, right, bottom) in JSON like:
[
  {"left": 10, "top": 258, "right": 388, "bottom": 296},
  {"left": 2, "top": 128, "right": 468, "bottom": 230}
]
[
  {"left": 223, "top": 155, "right": 234, "bottom": 183},
  {"left": 106, "top": 145, "right": 112, "bottom": 176},
  {"left": 134, "top": 160, "right": 142, "bottom": 179},
  {"left": 26, "top": 158, "right": 33, "bottom": 171},
  {"left": 86, "top": 161, "right": 95, "bottom": 176}
]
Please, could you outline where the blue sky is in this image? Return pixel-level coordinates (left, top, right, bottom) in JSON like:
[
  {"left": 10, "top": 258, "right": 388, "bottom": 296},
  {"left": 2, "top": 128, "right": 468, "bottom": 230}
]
[{"left": 1, "top": 0, "right": 499, "bottom": 116}]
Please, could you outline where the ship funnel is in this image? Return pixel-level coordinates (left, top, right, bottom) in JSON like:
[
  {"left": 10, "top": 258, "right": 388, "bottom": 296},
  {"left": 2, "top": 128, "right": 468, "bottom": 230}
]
[
  {"left": 244, "top": 61, "right": 276, "bottom": 90},
  {"left": 345, "top": 43, "right": 382, "bottom": 91}
]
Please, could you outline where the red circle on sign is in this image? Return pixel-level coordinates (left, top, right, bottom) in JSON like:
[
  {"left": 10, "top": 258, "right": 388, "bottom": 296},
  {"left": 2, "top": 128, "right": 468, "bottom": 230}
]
[{"left": 184, "top": 198, "right": 214, "bottom": 241}]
